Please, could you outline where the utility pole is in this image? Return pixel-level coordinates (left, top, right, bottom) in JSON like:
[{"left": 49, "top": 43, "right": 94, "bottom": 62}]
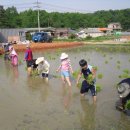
[{"left": 34, "top": 0, "right": 41, "bottom": 32}]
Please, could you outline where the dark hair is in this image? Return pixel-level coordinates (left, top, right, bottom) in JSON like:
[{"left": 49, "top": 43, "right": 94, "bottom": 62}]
[{"left": 79, "top": 59, "right": 87, "bottom": 67}]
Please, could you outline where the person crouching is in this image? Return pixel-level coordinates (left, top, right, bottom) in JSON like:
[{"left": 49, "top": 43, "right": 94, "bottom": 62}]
[
  {"left": 35, "top": 57, "right": 50, "bottom": 81},
  {"left": 116, "top": 78, "right": 130, "bottom": 111}
]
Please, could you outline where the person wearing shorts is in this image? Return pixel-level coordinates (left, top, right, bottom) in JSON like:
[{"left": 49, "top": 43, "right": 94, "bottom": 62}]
[
  {"left": 56, "top": 53, "right": 73, "bottom": 88},
  {"left": 76, "top": 59, "right": 97, "bottom": 103}
]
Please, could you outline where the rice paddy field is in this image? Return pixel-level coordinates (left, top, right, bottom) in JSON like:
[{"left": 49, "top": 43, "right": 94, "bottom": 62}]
[{"left": 0, "top": 44, "right": 130, "bottom": 130}]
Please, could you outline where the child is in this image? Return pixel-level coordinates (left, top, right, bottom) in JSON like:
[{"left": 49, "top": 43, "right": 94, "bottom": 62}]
[
  {"left": 24, "top": 44, "right": 33, "bottom": 76},
  {"left": 76, "top": 59, "right": 97, "bottom": 103},
  {"left": 35, "top": 57, "right": 50, "bottom": 79},
  {"left": 9, "top": 46, "right": 18, "bottom": 66},
  {"left": 57, "top": 53, "right": 73, "bottom": 88}
]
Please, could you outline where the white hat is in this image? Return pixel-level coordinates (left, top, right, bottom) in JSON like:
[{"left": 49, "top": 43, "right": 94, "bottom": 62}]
[
  {"left": 60, "top": 53, "right": 68, "bottom": 60},
  {"left": 117, "top": 83, "right": 130, "bottom": 98},
  {"left": 35, "top": 57, "right": 45, "bottom": 64}
]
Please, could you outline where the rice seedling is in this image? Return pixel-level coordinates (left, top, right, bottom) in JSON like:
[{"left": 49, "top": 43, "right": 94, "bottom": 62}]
[
  {"left": 96, "top": 84, "right": 102, "bottom": 92},
  {"left": 118, "top": 75, "right": 122, "bottom": 78},
  {"left": 31, "top": 69, "right": 38, "bottom": 77},
  {"left": 18, "top": 59, "right": 23, "bottom": 65},
  {"left": 123, "top": 69, "right": 129, "bottom": 74},
  {"left": 105, "top": 61, "right": 108, "bottom": 64},
  {"left": 117, "top": 65, "right": 120, "bottom": 69},
  {"left": 121, "top": 73, "right": 130, "bottom": 78},
  {"left": 117, "top": 60, "right": 120, "bottom": 64},
  {"left": 125, "top": 100, "right": 130, "bottom": 110},
  {"left": 97, "top": 73, "right": 103, "bottom": 79},
  {"left": 85, "top": 74, "right": 95, "bottom": 85},
  {"left": 77, "top": 82, "right": 82, "bottom": 89},
  {"left": 72, "top": 70, "right": 79, "bottom": 79},
  {"left": 103, "top": 54, "right": 106, "bottom": 57}
]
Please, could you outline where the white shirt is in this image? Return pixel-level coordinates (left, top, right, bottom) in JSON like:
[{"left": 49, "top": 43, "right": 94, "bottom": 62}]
[{"left": 37, "top": 60, "right": 50, "bottom": 74}]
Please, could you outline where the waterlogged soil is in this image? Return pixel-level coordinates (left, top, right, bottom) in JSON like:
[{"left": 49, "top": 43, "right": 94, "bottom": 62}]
[{"left": 0, "top": 44, "right": 130, "bottom": 130}]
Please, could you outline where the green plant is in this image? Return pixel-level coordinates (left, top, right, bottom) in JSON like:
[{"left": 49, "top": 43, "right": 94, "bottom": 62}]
[
  {"left": 125, "top": 100, "right": 130, "bottom": 110},
  {"left": 97, "top": 74, "right": 103, "bottom": 79},
  {"left": 86, "top": 74, "right": 94, "bottom": 85},
  {"left": 105, "top": 60, "right": 108, "bottom": 64},
  {"left": 72, "top": 70, "right": 79, "bottom": 79},
  {"left": 96, "top": 84, "right": 102, "bottom": 92},
  {"left": 77, "top": 82, "right": 82, "bottom": 89},
  {"left": 117, "top": 60, "right": 120, "bottom": 64},
  {"left": 31, "top": 69, "right": 38, "bottom": 77},
  {"left": 123, "top": 69, "right": 129, "bottom": 74}
]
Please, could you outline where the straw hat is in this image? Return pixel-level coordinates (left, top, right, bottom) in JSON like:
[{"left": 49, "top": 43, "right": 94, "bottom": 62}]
[
  {"left": 117, "top": 83, "right": 130, "bottom": 98},
  {"left": 35, "top": 57, "right": 45, "bottom": 64},
  {"left": 60, "top": 53, "right": 68, "bottom": 60}
]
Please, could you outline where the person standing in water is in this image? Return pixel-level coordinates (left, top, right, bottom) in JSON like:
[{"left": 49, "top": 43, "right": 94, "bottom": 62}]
[
  {"left": 9, "top": 46, "right": 18, "bottom": 66},
  {"left": 24, "top": 44, "right": 33, "bottom": 76},
  {"left": 56, "top": 52, "right": 73, "bottom": 89},
  {"left": 76, "top": 59, "right": 97, "bottom": 103}
]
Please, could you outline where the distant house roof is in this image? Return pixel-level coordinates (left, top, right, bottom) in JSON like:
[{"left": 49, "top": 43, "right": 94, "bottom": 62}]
[
  {"left": 82, "top": 28, "right": 103, "bottom": 33},
  {"left": 98, "top": 28, "right": 112, "bottom": 31},
  {"left": 108, "top": 23, "right": 122, "bottom": 29},
  {"left": 55, "top": 28, "right": 70, "bottom": 34},
  {"left": 23, "top": 27, "right": 56, "bottom": 32}
]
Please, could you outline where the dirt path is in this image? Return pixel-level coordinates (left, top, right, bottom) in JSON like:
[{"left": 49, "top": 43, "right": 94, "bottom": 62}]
[{"left": 13, "top": 41, "right": 83, "bottom": 52}]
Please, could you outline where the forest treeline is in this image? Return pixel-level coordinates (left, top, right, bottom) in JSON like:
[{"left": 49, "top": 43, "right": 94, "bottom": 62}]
[{"left": 0, "top": 6, "right": 130, "bottom": 30}]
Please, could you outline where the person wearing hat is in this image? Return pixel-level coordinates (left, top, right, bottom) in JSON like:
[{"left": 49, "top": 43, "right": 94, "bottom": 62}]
[
  {"left": 24, "top": 44, "right": 33, "bottom": 76},
  {"left": 56, "top": 53, "right": 73, "bottom": 89},
  {"left": 35, "top": 57, "right": 50, "bottom": 79},
  {"left": 76, "top": 59, "right": 97, "bottom": 103},
  {"left": 9, "top": 46, "right": 18, "bottom": 66},
  {"left": 116, "top": 78, "right": 130, "bottom": 110}
]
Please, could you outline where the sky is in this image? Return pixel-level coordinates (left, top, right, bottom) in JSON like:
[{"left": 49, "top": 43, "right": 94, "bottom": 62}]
[{"left": 1, "top": 0, "right": 130, "bottom": 13}]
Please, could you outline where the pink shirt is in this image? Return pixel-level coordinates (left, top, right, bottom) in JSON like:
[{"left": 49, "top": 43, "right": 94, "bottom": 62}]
[{"left": 58, "top": 59, "right": 72, "bottom": 71}]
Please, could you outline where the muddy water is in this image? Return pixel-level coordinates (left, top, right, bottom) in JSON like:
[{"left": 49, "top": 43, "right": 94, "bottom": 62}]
[{"left": 0, "top": 44, "right": 130, "bottom": 130}]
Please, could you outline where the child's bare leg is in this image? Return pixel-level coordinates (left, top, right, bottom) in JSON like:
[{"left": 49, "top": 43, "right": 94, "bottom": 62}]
[
  {"left": 27, "top": 67, "right": 32, "bottom": 76},
  {"left": 65, "top": 77, "right": 72, "bottom": 94},
  {"left": 65, "top": 77, "right": 71, "bottom": 87},
  {"left": 61, "top": 75, "right": 66, "bottom": 84},
  {"left": 93, "top": 96, "right": 97, "bottom": 104}
]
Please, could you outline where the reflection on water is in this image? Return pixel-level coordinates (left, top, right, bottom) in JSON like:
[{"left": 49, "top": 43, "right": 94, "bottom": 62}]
[
  {"left": 62, "top": 86, "right": 72, "bottom": 113},
  {"left": 0, "top": 45, "right": 130, "bottom": 130},
  {"left": 79, "top": 99, "right": 96, "bottom": 130}
]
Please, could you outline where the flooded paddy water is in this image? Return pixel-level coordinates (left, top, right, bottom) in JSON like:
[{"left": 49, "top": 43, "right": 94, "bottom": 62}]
[{"left": 0, "top": 44, "right": 130, "bottom": 130}]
